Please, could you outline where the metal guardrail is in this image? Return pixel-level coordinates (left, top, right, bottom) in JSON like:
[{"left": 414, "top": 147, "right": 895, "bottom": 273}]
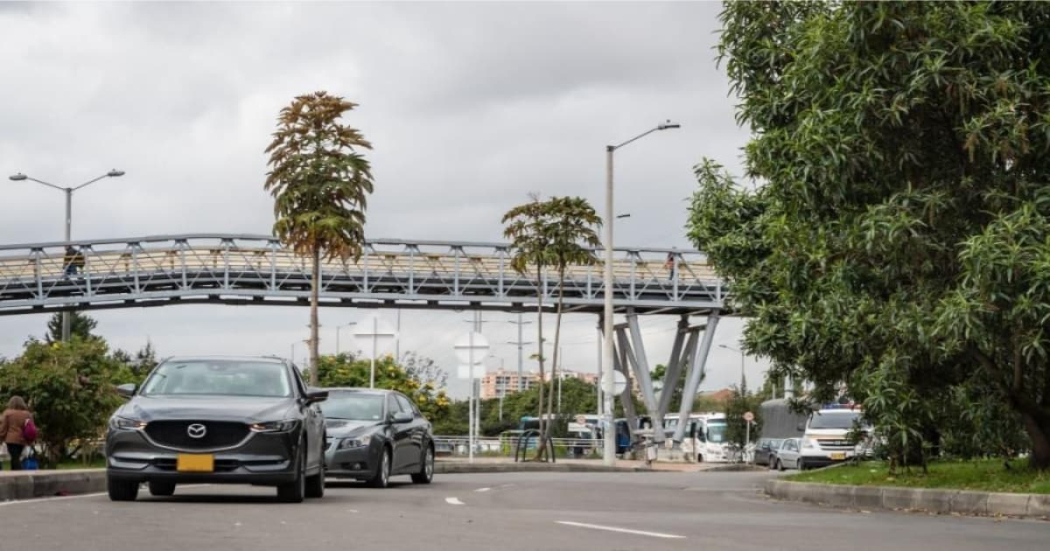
[
  {"left": 433, "top": 435, "right": 603, "bottom": 460},
  {"left": 0, "top": 234, "right": 725, "bottom": 316}
]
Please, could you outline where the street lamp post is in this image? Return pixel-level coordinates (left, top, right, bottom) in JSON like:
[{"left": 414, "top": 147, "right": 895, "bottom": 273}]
[
  {"left": 719, "top": 344, "right": 747, "bottom": 388},
  {"left": 8, "top": 169, "right": 125, "bottom": 341},
  {"left": 602, "top": 121, "right": 679, "bottom": 466}
]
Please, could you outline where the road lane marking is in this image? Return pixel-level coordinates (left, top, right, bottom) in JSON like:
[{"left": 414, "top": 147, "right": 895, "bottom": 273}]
[
  {"left": 475, "top": 487, "right": 491, "bottom": 492},
  {"left": 445, "top": 497, "right": 465, "bottom": 505},
  {"left": 556, "top": 521, "right": 685, "bottom": 540},
  {"left": 0, "top": 484, "right": 211, "bottom": 508}
]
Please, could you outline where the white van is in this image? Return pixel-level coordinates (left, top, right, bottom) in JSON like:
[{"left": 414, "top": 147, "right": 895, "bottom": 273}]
[{"left": 798, "top": 407, "right": 871, "bottom": 468}]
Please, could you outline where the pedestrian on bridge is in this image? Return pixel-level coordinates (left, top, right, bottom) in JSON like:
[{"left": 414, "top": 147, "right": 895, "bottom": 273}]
[
  {"left": 63, "top": 246, "right": 82, "bottom": 277},
  {"left": 665, "top": 249, "right": 676, "bottom": 281},
  {"left": 0, "top": 396, "right": 33, "bottom": 470}
]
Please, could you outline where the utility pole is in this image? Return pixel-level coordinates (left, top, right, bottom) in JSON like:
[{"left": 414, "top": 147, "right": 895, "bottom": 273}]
[{"left": 508, "top": 313, "right": 533, "bottom": 391}]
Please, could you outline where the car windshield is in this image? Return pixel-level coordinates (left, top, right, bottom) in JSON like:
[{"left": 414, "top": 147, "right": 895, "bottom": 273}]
[
  {"left": 809, "top": 410, "right": 864, "bottom": 429},
  {"left": 141, "top": 360, "right": 292, "bottom": 398},
  {"left": 321, "top": 393, "right": 386, "bottom": 421},
  {"left": 706, "top": 422, "right": 727, "bottom": 443}
]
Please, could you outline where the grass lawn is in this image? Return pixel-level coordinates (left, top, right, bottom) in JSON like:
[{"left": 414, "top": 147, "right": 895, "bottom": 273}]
[{"left": 788, "top": 458, "right": 1050, "bottom": 494}]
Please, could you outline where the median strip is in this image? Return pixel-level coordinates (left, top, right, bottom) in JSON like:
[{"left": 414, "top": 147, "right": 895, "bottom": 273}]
[{"left": 445, "top": 497, "right": 465, "bottom": 505}]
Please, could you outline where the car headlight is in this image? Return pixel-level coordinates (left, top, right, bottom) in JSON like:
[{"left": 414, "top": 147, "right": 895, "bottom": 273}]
[
  {"left": 338, "top": 434, "right": 372, "bottom": 449},
  {"left": 110, "top": 416, "right": 147, "bottom": 430},
  {"left": 249, "top": 420, "right": 299, "bottom": 433},
  {"left": 802, "top": 438, "right": 818, "bottom": 449}
]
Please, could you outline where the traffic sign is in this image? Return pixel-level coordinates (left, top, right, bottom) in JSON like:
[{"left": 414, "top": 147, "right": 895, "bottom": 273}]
[{"left": 743, "top": 411, "right": 754, "bottom": 422}]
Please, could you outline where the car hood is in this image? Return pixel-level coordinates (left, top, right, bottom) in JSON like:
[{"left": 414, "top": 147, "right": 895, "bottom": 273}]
[
  {"left": 119, "top": 395, "right": 295, "bottom": 423},
  {"left": 325, "top": 419, "right": 383, "bottom": 437}
]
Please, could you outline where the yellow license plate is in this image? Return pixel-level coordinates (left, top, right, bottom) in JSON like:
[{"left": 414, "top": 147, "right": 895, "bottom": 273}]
[
  {"left": 830, "top": 452, "right": 846, "bottom": 461},
  {"left": 176, "top": 454, "right": 214, "bottom": 472}
]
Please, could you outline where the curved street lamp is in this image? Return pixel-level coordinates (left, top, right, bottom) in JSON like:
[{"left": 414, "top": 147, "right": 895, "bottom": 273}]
[{"left": 602, "top": 121, "right": 680, "bottom": 466}]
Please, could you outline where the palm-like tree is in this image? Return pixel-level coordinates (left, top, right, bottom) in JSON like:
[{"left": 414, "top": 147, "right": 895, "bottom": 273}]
[
  {"left": 541, "top": 197, "right": 601, "bottom": 434},
  {"left": 503, "top": 196, "right": 602, "bottom": 457},
  {"left": 265, "top": 91, "right": 374, "bottom": 385},
  {"left": 503, "top": 196, "right": 552, "bottom": 448}
]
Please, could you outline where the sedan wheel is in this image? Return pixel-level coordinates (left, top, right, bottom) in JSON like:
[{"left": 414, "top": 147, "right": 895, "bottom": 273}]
[
  {"left": 411, "top": 445, "right": 434, "bottom": 484},
  {"left": 367, "top": 447, "right": 391, "bottom": 488},
  {"left": 776, "top": 459, "right": 785, "bottom": 472}
]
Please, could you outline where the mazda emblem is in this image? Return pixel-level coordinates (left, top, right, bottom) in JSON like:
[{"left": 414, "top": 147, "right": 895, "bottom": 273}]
[{"left": 187, "top": 423, "right": 207, "bottom": 439}]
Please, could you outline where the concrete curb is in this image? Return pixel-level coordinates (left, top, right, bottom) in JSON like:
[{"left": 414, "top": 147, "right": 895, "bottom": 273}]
[
  {"left": 0, "top": 469, "right": 107, "bottom": 501},
  {"left": 765, "top": 479, "right": 1050, "bottom": 520}
]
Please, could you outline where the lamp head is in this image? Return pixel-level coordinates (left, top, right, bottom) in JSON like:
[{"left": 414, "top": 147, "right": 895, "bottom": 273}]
[
  {"left": 657, "top": 120, "right": 681, "bottom": 131},
  {"left": 9, "top": 173, "right": 27, "bottom": 181},
  {"left": 107, "top": 169, "right": 125, "bottom": 178}
]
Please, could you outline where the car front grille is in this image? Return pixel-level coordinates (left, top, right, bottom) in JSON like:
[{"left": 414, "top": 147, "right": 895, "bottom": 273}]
[
  {"left": 815, "top": 439, "right": 854, "bottom": 451},
  {"left": 145, "top": 421, "right": 250, "bottom": 450}
]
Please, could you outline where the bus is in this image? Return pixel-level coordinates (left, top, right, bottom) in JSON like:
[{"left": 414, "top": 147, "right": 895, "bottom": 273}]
[{"left": 663, "top": 412, "right": 730, "bottom": 463}]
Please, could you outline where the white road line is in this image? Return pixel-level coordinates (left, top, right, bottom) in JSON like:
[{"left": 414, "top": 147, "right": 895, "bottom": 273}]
[
  {"left": 445, "top": 497, "right": 465, "bottom": 505},
  {"left": 474, "top": 487, "right": 491, "bottom": 492},
  {"left": 556, "top": 521, "right": 685, "bottom": 540},
  {"left": 0, "top": 483, "right": 212, "bottom": 508}
]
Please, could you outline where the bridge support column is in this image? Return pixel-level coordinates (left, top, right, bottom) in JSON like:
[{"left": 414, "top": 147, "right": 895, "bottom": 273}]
[{"left": 672, "top": 311, "right": 720, "bottom": 446}]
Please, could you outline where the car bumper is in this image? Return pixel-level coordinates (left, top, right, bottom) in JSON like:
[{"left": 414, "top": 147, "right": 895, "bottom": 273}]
[
  {"left": 324, "top": 439, "right": 381, "bottom": 478},
  {"left": 105, "top": 427, "right": 299, "bottom": 485}
]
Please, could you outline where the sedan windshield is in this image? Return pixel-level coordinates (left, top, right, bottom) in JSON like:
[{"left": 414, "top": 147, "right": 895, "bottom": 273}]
[
  {"left": 141, "top": 360, "right": 292, "bottom": 398},
  {"left": 321, "top": 393, "right": 385, "bottom": 421}
]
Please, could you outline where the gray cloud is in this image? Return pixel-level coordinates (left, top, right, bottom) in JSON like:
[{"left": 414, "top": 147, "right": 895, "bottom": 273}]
[{"left": 0, "top": 1, "right": 760, "bottom": 398}]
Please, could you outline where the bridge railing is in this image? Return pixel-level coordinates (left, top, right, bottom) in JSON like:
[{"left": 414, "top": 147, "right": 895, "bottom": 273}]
[{"left": 0, "top": 234, "right": 724, "bottom": 312}]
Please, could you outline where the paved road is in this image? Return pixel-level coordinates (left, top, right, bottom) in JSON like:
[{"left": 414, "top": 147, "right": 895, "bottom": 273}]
[{"left": 2, "top": 471, "right": 1046, "bottom": 550}]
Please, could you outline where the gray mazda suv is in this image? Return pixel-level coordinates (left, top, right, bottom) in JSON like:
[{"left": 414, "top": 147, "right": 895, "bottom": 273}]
[{"left": 105, "top": 356, "right": 327, "bottom": 503}]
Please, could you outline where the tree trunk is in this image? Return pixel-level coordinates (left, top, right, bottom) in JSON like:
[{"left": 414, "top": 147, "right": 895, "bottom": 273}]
[
  {"left": 542, "top": 270, "right": 566, "bottom": 446},
  {"left": 533, "top": 265, "right": 548, "bottom": 460},
  {"left": 1020, "top": 411, "right": 1050, "bottom": 470},
  {"left": 309, "top": 246, "right": 321, "bottom": 386}
]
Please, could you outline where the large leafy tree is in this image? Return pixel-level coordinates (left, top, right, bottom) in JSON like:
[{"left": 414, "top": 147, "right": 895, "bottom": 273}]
[
  {"left": 265, "top": 91, "right": 374, "bottom": 385},
  {"left": 691, "top": 2, "right": 1050, "bottom": 469},
  {"left": 45, "top": 311, "right": 99, "bottom": 343},
  {"left": 0, "top": 338, "right": 131, "bottom": 465}
]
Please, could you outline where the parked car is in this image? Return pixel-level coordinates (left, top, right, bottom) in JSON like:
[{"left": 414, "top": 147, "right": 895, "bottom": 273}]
[
  {"left": 772, "top": 437, "right": 803, "bottom": 471},
  {"left": 322, "top": 388, "right": 434, "bottom": 488},
  {"left": 754, "top": 437, "right": 785, "bottom": 466},
  {"left": 105, "top": 356, "right": 328, "bottom": 503}
]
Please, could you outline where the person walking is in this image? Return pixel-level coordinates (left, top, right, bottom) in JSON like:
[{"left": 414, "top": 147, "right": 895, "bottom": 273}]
[
  {"left": 664, "top": 249, "right": 676, "bottom": 281},
  {"left": 63, "top": 245, "right": 79, "bottom": 277},
  {"left": 0, "top": 396, "right": 33, "bottom": 470}
]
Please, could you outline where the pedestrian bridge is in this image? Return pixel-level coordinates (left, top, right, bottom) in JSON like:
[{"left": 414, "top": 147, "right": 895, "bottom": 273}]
[{"left": 0, "top": 234, "right": 724, "bottom": 316}]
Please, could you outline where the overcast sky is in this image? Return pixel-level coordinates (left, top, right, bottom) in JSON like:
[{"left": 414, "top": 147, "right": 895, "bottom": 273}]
[{"left": 0, "top": 1, "right": 764, "bottom": 398}]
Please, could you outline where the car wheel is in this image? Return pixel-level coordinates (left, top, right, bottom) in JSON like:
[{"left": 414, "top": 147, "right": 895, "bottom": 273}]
[
  {"left": 148, "top": 481, "right": 176, "bottom": 497},
  {"left": 305, "top": 440, "right": 325, "bottom": 499},
  {"left": 411, "top": 445, "right": 434, "bottom": 484},
  {"left": 776, "top": 459, "right": 785, "bottom": 472},
  {"left": 367, "top": 447, "right": 391, "bottom": 489},
  {"left": 277, "top": 443, "right": 307, "bottom": 503},
  {"left": 107, "top": 477, "right": 139, "bottom": 502},
  {"left": 798, "top": 458, "right": 806, "bottom": 471}
]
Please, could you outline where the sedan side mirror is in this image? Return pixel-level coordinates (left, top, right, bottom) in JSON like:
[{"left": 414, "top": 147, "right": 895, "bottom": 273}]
[
  {"left": 305, "top": 389, "right": 328, "bottom": 404},
  {"left": 391, "top": 411, "right": 413, "bottom": 424},
  {"left": 116, "top": 383, "right": 136, "bottom": 398}
]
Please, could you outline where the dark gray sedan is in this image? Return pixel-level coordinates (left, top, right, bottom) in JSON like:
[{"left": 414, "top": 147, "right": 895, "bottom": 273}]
[{"left": 322, "top": 388, "right": 434, "bottom": 488}]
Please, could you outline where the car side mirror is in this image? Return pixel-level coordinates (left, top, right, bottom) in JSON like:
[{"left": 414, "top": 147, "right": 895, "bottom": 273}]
[
  {"left": 305, "top": 389, "right": 328, "bottom": 404},
  {"left": 391, "top": 411, "right": 413, "bottom": 424},
  {"left": 116, "top": 383, "right": 136, "bottom": 398}
]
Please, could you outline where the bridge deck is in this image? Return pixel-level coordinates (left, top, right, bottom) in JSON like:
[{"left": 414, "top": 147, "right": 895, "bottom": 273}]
[{"left": 0, "top": 234, "right": 725, "bottom": 316}]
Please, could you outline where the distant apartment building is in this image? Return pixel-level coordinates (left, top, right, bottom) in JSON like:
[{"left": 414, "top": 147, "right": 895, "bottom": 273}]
[
  {"left": 480, "top": 369, "right": 540, "bottom": 399},
  {"left": 542, "top": 369, "right": 599, "bottom": 385}
]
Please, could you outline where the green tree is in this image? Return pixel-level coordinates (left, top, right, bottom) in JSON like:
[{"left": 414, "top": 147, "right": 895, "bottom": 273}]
[
  {"left": 503, "top": 196, "right": 601, "bottom": 456},
  {"left": 265, "top": 91, "right": 374, "bottom": 385},
  {"left": 0, "top": 338, "right": 133, "bottom": 465},
  {"left": 45, "top": 311, "right": 99, "bottom": 343},
  {"left": 724, "top": 383, "right": 762, "bottom": 450},
  {"left": 502, "top": 196, "right": 552, "bottom": 448},
  {"left": 690, "top": 2, "right": 1050, "bottom": 469}
]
